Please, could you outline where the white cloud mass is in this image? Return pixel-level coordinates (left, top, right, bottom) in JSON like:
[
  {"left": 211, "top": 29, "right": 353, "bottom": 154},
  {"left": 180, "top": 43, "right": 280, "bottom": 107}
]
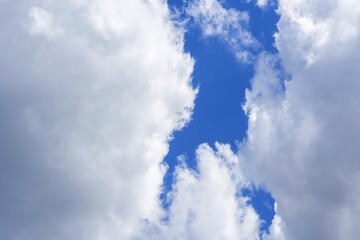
[
  {"left": 3, "top": 0, "right": 360, "bottom": 239},
  {"left": 241, "top": 0, "right": 360, "bottom": 239},
  {"left": 261, "top": 203, "right": 286, "bottom": 240},
  {"left": 143, "top": 143, "right": 261, "bottom": 240},
  {"left": 0, "top": 0, "right": 197, "bottom": 239}
]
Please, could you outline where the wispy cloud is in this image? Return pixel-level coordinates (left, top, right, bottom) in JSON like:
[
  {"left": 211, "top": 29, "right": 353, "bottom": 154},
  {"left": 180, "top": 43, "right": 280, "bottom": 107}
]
[{"left": 187, "top": 0, "right": 258, "bottom": 62}]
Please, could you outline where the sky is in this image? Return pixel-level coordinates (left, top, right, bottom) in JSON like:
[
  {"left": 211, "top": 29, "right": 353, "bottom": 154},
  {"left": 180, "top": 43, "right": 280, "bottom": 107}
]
[{"left": 1, "top": 0, "right": 360, "bottom": 240}]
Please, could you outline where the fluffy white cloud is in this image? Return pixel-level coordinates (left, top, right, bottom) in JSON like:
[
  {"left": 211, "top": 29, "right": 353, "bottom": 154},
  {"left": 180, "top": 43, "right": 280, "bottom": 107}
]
[
  {"left": 255, "top": 0, "right": 269, "bottom": 8},
  {"left": 261, "top": 203, "right": 286, "bottom": 240},
  {"left": 4, "top": 0, "right": 359, "bottom": 239},
  {"left": 187, "top": 0, "right": 258, "bottom": 62},
  {"left": 0, "top": 0, "right": 197, "bottom": 239},
  {"left": 143, "top": 143, "right": 261, "bottom": 240},
  {"left": 241, "top": 0, "right": 360, "bottom": 239}
]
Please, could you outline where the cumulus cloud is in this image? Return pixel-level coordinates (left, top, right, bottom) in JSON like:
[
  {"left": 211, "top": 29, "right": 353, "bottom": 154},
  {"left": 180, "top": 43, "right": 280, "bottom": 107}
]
[
  {"left": 0, "top": 0, "right": 197, "bottom": 239},
  {"left": 241, "top": 0, "right": 360, "bottom": 239},
  {"left": 143, "top": 143, "right": 261, "bottom": 240},
  {"left": 4, "top": 0, "right": 359, "bottom": 239},
  {"left": 261, "top": 203, "right": 286, "bottom": 240},
  {"left": 187, "top": 0, "right": 258, "bottom": 62}
]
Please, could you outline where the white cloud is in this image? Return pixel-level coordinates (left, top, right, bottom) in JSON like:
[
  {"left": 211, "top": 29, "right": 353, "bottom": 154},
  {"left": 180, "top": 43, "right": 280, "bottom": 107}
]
[
  {"left": 5, "top": 0, "right": 360, "bottom": 239},
  {"left": 245, "top": 0, "right": 270, "bottom": 9},
  {"left": 187, "top": 0, "right": 258, "bottom": 62},
  {"left": 29, "top": 6, "right": 63, "bottom": 39},
  {"left": 0, "top": 0, "right": 197, "bottom": 239},
  {"left": 261, "top": 203, "right": 287, "bottom": 240},
  {"left": 241, "top": 0, "right": 360, "bottom": 239},
  {"left": 143, "top": 143, "right": 261, "bottom": 240},
  {"left": 255, "top": 0, "right": 269, "bottom": 9}
]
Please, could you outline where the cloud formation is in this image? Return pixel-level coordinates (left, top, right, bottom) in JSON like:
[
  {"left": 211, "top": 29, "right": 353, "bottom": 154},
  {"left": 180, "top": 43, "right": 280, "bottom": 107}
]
[
  {"left": 29, "top": 6, "right": 63, "bottom": 39},
  {"left": 187, "top": 0, "right": 258, "bottom": 62},
  {"left": 0, "top": 0, "right": 197, "bottom": 239},
  {"left": 3, "top": 0, "right": 360, "bottom": 239},
  {"left": 143, "top": 143, "right": 261, "bottom": 240},
  {"left": 254, "top": 0, "right": 269, "bottom": 9},
  {"left": 241, "top": 0, "right": 360, "bottom": 239}
]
